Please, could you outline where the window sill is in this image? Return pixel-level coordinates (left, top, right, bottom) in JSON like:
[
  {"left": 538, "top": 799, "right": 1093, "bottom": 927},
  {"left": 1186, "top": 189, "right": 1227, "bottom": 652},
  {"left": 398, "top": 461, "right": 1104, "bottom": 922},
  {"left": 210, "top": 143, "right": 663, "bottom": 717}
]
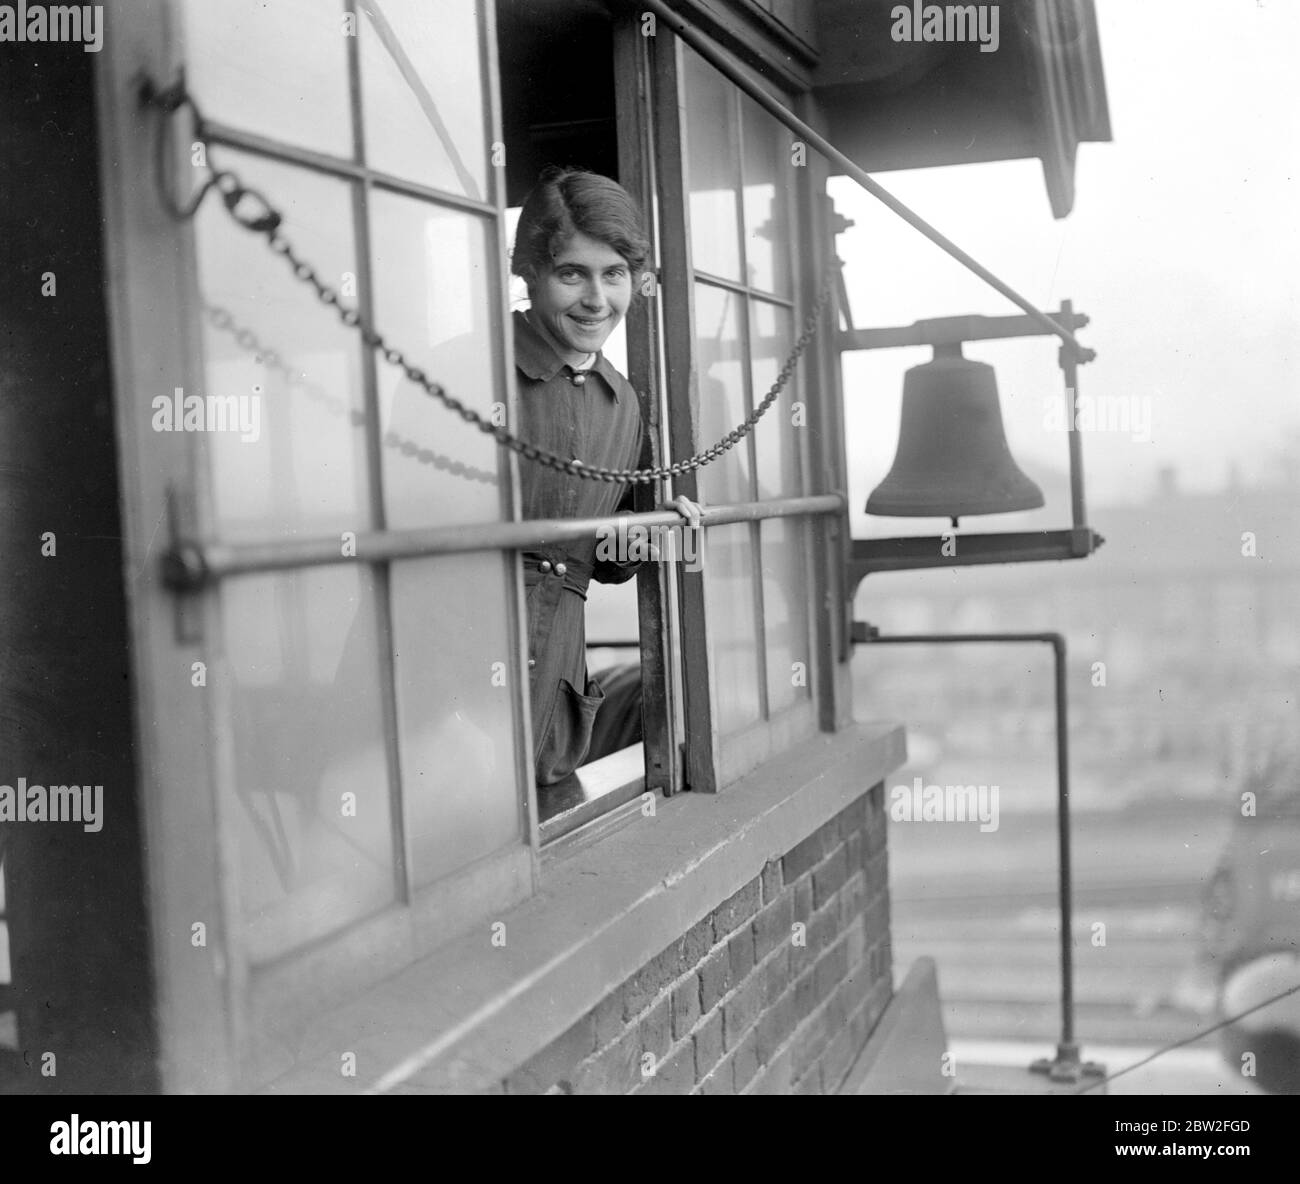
[
  {"left": 538, "top": 743, "right": 646, "bottom": 844},
  {"left": 259, "top": 720, "right": 906, "bottom": 1094}
]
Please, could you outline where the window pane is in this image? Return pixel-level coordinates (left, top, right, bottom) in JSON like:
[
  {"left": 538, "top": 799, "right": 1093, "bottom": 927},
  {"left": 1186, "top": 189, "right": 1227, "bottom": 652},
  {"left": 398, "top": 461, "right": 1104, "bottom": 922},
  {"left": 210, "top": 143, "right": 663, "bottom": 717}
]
[
  {"left": 694, "top": 284, "right": 751, "bottom": 505},
  {"left": 741, "top": 95, "right": 794, "bottom": 296},
  {"left": 194, "top": 152, "right": 372, "bottom": 543},
  {"left": 359, "top": 0, "right": 489, "bottom": 200},
  {"left": 221, "top": 567, "right": 395, "bottom": 963},
  {"left": 761, "top": 518, "right": 811, "bottom": 714},
  {"left": 370, "top": 192, "right": 504, "bottom": 527},
  {"left": 705, "top": 524, "right": 762, "bottom": 733},
  {"left": 182, "top": 0, "right": 353, "bottom": 158},
  {"left": 389, "top": 554, "right": 523, "bottom": 887},
  {"left": 750, "top": 300, "right": 803, "bottom": 498},
  {"left": 684, "top": 48, "right": 741, "bottom": 281}
]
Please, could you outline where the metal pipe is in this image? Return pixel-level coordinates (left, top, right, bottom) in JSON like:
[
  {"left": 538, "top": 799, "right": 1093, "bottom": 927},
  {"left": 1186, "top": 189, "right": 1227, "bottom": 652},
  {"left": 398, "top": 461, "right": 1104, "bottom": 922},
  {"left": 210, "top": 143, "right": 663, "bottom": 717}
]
[
  {"left": 856, "top": 627, "right": 1100, "bottom": 1081},
  {"left": 1061, "top": 299, "right": 1089, "bottom": 530},
  {"left": 163, "top": 493, "right": 846, "bottom": 590},
  {"left": 639, "top": 0, "right": 1094, "bottom": 362}
]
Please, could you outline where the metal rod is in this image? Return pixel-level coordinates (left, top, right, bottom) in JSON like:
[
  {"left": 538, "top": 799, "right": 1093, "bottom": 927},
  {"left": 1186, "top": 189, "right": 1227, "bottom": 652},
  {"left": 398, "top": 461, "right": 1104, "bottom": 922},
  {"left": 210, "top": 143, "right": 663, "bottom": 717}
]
[
  {"left": 640, "top": 0, "right": 1094, "bottom": 362},
  {"left": 841, "top": 308, "right": 1090, "bottom": 354},
  {"left": 163, "top": 493, "right": 846, "bottom": 589},
  {"left": 850, "top": 528, "right": 1103, "bottom": 587},
  {"left": 1061, "top": 299, "right": 1089, "bottom": 530},
  {"left": 1052, "top": 632, "right": 1075, "bottom": 1051},
  {"left": 201, "top": 119, "right": 497, "bottom": 220},
  {"left": 856, "top": 628, "right": 1083, "bottom": 1073}
]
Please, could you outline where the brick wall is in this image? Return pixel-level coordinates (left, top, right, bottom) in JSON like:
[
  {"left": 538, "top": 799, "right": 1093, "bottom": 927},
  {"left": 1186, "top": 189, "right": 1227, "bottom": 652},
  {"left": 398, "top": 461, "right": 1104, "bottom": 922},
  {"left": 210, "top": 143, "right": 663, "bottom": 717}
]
[{"left": 499, "top": 783, "right": 892, "bottom": 1095}]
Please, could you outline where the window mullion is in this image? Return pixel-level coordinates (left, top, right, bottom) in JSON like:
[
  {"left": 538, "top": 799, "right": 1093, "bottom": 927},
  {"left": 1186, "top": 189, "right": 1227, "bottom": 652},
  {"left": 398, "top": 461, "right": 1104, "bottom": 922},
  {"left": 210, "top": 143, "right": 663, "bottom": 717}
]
[
  {"left": 735, "top": 91, "right": 770, "bottom": 722},
  {"left": 652, "top": 32, "right": 719, "bottom": 793},
  {"left": 345, "top": 9, "right": 411, "bottom": 902},
  {"left": 614, "top": 11, "right": 683, "bottom": 798}
]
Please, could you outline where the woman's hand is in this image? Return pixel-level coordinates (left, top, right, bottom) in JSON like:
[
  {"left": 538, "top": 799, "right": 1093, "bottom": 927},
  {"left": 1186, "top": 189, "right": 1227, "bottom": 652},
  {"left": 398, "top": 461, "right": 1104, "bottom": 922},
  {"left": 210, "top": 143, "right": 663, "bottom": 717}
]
[
  {"left": 666, "top": 494, "right": 703, "bottom": 530},
  {"left": 641, "top": 495, "right": 702, "bottom": 564}
]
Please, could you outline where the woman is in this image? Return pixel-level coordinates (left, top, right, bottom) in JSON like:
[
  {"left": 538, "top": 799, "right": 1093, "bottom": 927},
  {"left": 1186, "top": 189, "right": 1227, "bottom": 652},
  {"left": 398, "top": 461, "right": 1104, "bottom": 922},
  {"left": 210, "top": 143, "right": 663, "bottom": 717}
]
[{"left": 511, "top": 168, "right": 698, "bottom": 785}]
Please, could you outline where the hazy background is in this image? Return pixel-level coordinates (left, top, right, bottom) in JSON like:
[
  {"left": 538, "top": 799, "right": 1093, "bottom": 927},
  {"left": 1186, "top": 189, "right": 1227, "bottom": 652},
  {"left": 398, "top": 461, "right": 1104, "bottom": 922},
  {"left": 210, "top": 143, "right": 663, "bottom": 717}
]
[
  {"left": 831, "top": 0, "right": 1299, "bottom": 1084},
  {"left": 835, "top": 0, "right": 1299, "bottom": 522}
]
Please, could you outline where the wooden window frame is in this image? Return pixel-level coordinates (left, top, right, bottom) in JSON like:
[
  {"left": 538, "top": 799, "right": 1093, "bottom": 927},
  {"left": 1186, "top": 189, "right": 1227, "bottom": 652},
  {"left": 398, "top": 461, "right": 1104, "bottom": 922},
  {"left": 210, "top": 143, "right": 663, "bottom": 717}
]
[{"left": 649, "top": 29, "right": 837, "bottom": 793}]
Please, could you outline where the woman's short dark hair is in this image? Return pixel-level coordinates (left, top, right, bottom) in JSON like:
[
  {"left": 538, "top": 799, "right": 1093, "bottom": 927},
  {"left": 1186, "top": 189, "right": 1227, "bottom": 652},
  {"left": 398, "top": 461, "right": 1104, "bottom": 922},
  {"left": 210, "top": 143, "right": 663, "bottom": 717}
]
[{"left": 512, "top": 167, "right": 650, "bottom": 287}]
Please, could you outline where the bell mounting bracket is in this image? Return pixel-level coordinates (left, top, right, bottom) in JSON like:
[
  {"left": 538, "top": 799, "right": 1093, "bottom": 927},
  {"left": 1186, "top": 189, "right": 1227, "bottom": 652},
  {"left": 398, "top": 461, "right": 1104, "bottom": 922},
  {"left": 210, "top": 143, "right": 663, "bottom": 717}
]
[{"left": 840, "top": 298, "right": 1102, "bottom": 604}]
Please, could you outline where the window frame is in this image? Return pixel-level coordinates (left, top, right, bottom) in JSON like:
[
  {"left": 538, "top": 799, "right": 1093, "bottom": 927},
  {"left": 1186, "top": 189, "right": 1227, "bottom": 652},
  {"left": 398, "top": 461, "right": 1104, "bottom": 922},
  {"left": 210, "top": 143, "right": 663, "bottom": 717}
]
[{"left": 649, "top": 28, "right": 834, "bottom": 791}]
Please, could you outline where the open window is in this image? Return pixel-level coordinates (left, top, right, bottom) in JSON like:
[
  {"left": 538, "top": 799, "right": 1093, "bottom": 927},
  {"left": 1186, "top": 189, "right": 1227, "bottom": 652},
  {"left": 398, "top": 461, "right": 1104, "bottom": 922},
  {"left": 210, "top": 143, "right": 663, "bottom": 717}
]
[
  {"left": 495, "top": 2, "right": 834, "bottom": 825},
  {"left": 677, "top": 43, "right": 819, "bottom": 784},
  {"left": 495, "top": 0, "right": 685, "bottom": 839}
]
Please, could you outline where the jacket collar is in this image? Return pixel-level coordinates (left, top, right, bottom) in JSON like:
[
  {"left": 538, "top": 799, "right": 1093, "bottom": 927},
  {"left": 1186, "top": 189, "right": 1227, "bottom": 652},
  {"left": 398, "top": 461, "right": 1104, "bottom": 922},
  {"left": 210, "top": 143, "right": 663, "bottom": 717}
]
[{"left": 513, "top": 309, "right": 623, "bottom": 400}]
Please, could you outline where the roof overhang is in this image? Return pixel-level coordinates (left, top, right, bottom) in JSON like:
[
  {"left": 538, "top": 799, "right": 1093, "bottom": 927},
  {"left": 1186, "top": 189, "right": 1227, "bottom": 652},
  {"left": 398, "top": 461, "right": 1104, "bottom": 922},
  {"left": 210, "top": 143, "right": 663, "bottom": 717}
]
[{"left": 811, "top": 0, "right": 1111, "bottom": 217}]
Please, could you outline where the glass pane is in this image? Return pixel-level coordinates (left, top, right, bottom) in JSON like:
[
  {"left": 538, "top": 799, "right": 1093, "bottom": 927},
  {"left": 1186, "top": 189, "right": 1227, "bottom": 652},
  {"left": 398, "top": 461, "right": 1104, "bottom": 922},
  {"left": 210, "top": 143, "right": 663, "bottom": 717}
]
[
  {"left": 750, "top": 300, "right": 803, "bottom": 498},
  {"left": 762, "top": 518, "right": 811, "bottom": 714},
  {"left": 0, "top": 919, "right": 9, "bottom": 984},
  {"left": 684, "top": 47, "right": 741, "bottom": 281},
  {"left": 741, "top": 94, "right": 793, "bottom": 296},
  {"left": 370, "top": 192, "right": 504, "bottom": 527},
  {"left": 182, "top": 0, "right": 353, "bottom": 159},
  {"left": 389, "top": 554, "right": 523, "bottom": 887},
  {"left": 221, "top": 567, "right": 394, "bottom": 963},
  {"left": 359, "top": 0, "right": 489, "bottom": 200},
  {"left": 194, "top": 152, "right": 372, "bottom": 543},
  {"left": 694, "top": 284, "right": 751, "bottom": 505},
  {"left": 705, "top": 524, "right": 762, "bottom": 734}
]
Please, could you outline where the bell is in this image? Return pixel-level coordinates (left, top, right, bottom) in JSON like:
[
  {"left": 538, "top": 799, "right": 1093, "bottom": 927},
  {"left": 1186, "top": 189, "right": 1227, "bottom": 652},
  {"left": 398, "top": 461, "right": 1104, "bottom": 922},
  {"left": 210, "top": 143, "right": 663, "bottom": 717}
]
[{"left": 866, "top": 343, "right": 1044, "bottom": 523}]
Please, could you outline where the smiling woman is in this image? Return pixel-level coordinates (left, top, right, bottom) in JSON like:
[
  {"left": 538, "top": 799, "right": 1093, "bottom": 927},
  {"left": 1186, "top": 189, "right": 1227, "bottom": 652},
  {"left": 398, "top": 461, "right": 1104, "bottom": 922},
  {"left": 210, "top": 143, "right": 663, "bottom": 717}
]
[{"left": 510, "top": 169, "right": 655, "bottom": 786}]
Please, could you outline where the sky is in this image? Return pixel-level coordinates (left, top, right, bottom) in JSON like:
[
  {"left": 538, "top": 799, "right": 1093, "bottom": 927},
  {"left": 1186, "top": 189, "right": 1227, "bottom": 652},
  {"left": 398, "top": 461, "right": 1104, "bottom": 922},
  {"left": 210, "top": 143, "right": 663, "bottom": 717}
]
[{"left": 831, "top": 0, "right": 1300, "bottom": 517}]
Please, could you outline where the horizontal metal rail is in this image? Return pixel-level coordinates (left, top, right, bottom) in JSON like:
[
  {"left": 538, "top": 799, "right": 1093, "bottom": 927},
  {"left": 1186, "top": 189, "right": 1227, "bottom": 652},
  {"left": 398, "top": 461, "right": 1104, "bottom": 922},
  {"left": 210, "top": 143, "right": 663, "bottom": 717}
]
[
  {"left": 162, "top": 493, "right": 845, "bottom": 590},
  {"left": 641, "top": 0, "right": 1095, "bottom": 363},
  {"left": 851, "top": 527, "right": 1103, "bottom": 583},
  {"left": 841, "top": 309, "right": 1090, "bottom": 354}
]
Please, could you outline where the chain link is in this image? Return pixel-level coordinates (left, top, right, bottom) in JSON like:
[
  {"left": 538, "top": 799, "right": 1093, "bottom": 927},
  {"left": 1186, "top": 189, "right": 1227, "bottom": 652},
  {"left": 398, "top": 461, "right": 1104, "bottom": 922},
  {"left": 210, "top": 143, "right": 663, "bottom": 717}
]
[{"left": 147, "top": 77, "right": 833, "bottom": 485}]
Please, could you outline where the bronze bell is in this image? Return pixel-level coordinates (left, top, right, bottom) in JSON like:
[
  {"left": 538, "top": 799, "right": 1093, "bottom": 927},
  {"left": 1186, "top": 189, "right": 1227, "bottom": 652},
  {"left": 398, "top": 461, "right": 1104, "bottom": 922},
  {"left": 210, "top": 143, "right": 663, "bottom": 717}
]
[{"left": 866, "top": 343, "right": 1044, "bottom": 524}]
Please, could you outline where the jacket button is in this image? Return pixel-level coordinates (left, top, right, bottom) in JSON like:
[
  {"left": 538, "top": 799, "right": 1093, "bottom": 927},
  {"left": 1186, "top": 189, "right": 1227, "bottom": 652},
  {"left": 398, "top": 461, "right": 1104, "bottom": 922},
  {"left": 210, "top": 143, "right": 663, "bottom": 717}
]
[
  {"left": 528, "top": 658, "right": 536, "bottom": 669},
  {"left": 539, "top": 560, "right": 552, "bottom": 573},
  {"left": 554, "top": 562, "right": 568, "bottom": 576}
]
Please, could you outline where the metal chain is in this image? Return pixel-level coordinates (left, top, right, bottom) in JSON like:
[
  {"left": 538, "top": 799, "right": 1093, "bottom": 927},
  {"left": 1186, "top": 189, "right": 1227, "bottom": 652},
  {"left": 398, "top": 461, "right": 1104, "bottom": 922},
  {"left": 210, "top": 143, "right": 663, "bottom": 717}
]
[
  {"left": 145, "top": 77, "right": 834, "bottom": 485},
  {"left": 203, "top": 305, "right": 500, "bottom": 487}
]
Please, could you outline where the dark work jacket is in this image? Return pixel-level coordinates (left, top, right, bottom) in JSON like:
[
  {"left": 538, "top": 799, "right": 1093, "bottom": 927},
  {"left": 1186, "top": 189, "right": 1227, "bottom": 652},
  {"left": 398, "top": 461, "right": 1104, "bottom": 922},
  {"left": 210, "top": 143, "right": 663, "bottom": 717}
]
[{"left": 514, "top": 310, "right": 643, "bottom": 785}]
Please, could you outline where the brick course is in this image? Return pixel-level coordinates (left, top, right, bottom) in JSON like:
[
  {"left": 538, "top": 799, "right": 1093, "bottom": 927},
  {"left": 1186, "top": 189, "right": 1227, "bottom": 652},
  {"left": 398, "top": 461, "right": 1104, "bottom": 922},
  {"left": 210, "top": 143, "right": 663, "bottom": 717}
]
[{"left": 497, "top": 784, "right": 891, "bottom": 1095}]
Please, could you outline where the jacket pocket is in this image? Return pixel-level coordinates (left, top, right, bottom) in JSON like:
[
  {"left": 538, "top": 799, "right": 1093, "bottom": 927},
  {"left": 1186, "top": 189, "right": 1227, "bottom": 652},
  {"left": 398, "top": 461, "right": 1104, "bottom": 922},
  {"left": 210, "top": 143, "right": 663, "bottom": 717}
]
[{"left": 535, "top": 676, "right": 605, "bottom": 786}]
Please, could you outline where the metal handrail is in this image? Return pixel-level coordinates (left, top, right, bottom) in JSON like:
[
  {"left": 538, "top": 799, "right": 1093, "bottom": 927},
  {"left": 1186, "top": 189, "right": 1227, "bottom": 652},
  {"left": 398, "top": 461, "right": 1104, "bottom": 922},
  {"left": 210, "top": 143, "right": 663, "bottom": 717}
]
[
  {"left": 854, "top": 625, "right": 1105, "bottom": 1084},
  {"left": 163, "top": 493, "right": 845, "bottom": 590}
]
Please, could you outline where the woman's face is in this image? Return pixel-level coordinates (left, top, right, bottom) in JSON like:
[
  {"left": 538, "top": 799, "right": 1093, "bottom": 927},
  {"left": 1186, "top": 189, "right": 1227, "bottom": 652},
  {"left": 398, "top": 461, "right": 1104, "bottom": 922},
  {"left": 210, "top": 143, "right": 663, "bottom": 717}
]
[{"left": 528, "top": 231, "right": 633, "bottom": 366}]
